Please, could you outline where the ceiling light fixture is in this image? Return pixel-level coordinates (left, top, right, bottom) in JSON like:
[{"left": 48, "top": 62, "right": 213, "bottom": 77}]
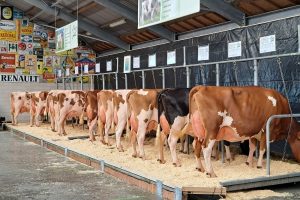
[{"left": 109, "top": 19, "right": 126, "bottom": 28}]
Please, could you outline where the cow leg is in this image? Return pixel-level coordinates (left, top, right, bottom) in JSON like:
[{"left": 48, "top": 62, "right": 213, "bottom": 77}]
[
  {"left": 179, "top": 135, "right": 188, "bottom": 154},
  {"left": 13, "top": 110, "right": 20, "bottom": 125},
  {"left": 58, "top": 114, "right": 66, "bottom": 136},
  {"left": 168, "top": 133, "right": 181, "bottom": 167},
  {"left": 97, "top": 118, "right": 104, "bottom": 143},
  {"left": 89, "top": 118, "right": 97, "bottom": 141},
  {"left": 246, "top": 138, "right": 257, "bottom": 167},
  {"left": 11, "top": 112, "right": 15, "bottom": 125},
  {"left": 115, "top": 121, "right": 126, "bottom": 152},
  {"left": 137, "top": 127, "right": 147, "bottom": 160},
  {"left": 131, "top": 130, "right": 138, "bottom": 158},
  {"left": 211, "top": 142, "right": 219, "bottom": 160},
  {"left": 257, "top": 136, "right": 266, "bottom": 169},
  {"left": 50, "top": 114, "right": 56, "bottom": 131},
  {"left": 30, "top": 113, "right": 35, "bottom": 127},
  {"left": 224, "top": 141, "right": 233, "bottom": 162},
  {"left": 202, "top": 139, "right": 217, "bottom": 178},
  {"left": 157, "top": 131, "right": 167, "bottom": 164},
  {"left": 194, "top": 139, "right": 205, "bottom": 172},
  {"left": 35, "top": 107, "right": 42, "bottom": 127},
  {"left": 104, "top": 118, "right": 112, "bottom": 145}
]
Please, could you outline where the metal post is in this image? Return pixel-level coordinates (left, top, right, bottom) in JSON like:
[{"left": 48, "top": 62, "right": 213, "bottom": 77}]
[
  {"left": 162, "top": 69, "right": 165, "bottom": 89},
  {"left": 90, "top": 75, "right": 94, "bottom": 90},
  {"left": 71, "top": 76, "right": 74, "bottom": 90},
  {"left": 156, "top": 180, "right": 163, "bottom": 198},
  {"left": 183, "top": 46, "right": 186, "bottom": 66},
  {"left": 266, "top": 113, "right": 300, "bottom": 176},
  {"left": 115, "top": 73, "right": 118, "bottom": 89},
  {"left": 254, "top": 59, "right": 259, "bottom": 158},
  {"left": 80, "top": 64, "right": 83, "bottom": 90},
  {"left": 62, "top": 76, "right": 65, "bottom": 90},
  {"left": 142, "top": 71, "right": 145, "bottom": 89},
  {"left": 216, "top": 63, "right": 225, "bottom": 163},
  {"left": 125, "top": 73, "right": 128, "bottom": 89},
  {"left": 102, "top": 74, "right": 105, "bottom": 89},
  {"left": 186, "top": 67, "right": 190, "bottom": 88}
]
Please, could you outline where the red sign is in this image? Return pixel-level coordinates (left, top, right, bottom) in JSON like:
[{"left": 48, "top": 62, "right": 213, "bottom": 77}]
[
  {"left": 43, "top": 72, "right": 55, "bottom": 79},
  {"left": 0, "top": 53, "right": 15, "bottom": 70}
]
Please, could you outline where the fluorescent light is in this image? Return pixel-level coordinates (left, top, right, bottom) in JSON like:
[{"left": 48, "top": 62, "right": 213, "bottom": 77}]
[{"left": 109, "top": 19, "right": 126, "bottom": 28}]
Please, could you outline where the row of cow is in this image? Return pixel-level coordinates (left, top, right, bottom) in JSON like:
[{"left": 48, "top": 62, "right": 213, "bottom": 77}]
[{"left": 10, "top": 86, "right": 300, "bottom": 177}]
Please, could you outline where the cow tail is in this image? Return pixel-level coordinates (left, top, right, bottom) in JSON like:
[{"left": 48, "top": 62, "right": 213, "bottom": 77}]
[
  {"left": 79, "top": 113, "right": 84, "bottom": 125},
  {"left": 125, "top": 91, "right": 134, "bottom": 140},
  {"left": 44, "top": 94, "right": 49, "bottom": 116}
]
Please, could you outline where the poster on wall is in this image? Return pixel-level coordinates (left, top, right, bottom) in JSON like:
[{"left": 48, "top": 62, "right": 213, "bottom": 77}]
[
  {"left": 0, "top": 53, "right": 15, "bottom": 73},
  {"left": 44, "top": 55, "right": 53, "bottom": 67},
  {"left": 228, "top": 41, "right": 242, "bottom": 58},
  {"left": 138, "top": 0, "right": 200, "bottom": 29},
  {"left": 25, "top": 55, "right": 37, "bottom": 74},
  {"left": 56, "top": 20, "right": 78, "bottom": 53},
  {"left": 15, "top": 54, "right": 25, "bottom": 68},
  {"left": 18, "top": 42, "right": 33, "bottom": 54},
  {"left": 21, "top": 34, "right": 33, "bottom": 43},
  {"left": 8, "top": 42, "right": 17, "bottom": 53},
  {"left": 0, "top": 20, "right": 18, "bottom": 41},
  {"left": 95, "top": 63, "right": 100, "bottom": 73},
  {"left": 124, "top": 55, "right": 131, "bottom": 73},
  {"left": 48, "top": 30, "right": 55, "bottom": 49},
  {"left": 0, "top": 41, "right": 8, "bottom": 53},
  {"left": 20, "top": 24, "right": 33, "bottom": 35},
  {"left": 133, "top": 56, "right": 140, "bottom": 69},
  {"left": 167, "top": 50, "right": 176, "bottom": 65},
  {"left": 13, "top": 9, "right": 24, "bottom": 19},
  {"left": 1, "top": 6, "right": 13, "bottom": 20},
  {"left": 148, "top": 54, "right": 156, "bottom": 67},
  {"left": 106, "top": 60, "right": 112, "bottom": 71},
  {"left": 198, "top": 45, "right": 209, "bottom": 61},
  {"left": 52, "top": 56, "right": 60, "bottom": 68},
  {"left": 260, "top": 35, "right": 276, "bottom": 53}
]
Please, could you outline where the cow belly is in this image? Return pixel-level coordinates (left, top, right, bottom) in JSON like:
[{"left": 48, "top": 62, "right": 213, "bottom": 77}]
[
  {"left": 67, "top": 111, "right": 80, "bottom": 118},
  {"left": 160, "top": 114, "right": 170, "bottom": 134},
  {"left": 147, "top": 120, "right": 157, "bottom": 132},
  {"left": 20, "top": 106, "right": 29, "bottom": 113},
  {"left": 191, "top": 111, "right": 205, "bottom": 139},
  {"left": 216, "top": 126, "right": 249, "bottom": 142}
]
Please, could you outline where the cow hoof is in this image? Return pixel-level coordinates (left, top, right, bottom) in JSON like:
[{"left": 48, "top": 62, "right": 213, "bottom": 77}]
[
  {"left": 179, "top": 150, "right": 183, "bottom": 153},
  {"left": 157, "top": 159, "right": 166, "bottom": 164},
  {"left": 226, "top": 158, "right": 232, "bottom": 163},
  {"left": 206, "top": 172, "right": 217, "bottom": 178},
  {"left": 196, "top": 167, "right": 205, "bottom": 172},
  {"left": 117, "top": 147, "right": 124, "bottom": 152},
  {"left": 245, "top": 161, "right": 249, "bottom": 166},
  {"left": 257, "top": 166, "right": 262, "bottom": 169},
  {"left": 183, "top": 151, "right": 188, "bottom": 154},
  {"left": 173, "top": 162, "right": 181, "bottom": 167},
  {"left": 132, "top": 153, "right": 137, "bottom": 158}
]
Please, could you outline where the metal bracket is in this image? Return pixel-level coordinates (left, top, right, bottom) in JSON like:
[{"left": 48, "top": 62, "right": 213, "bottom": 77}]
[{"left": 156, "top": 180, "right": 163, "bottom": 198}]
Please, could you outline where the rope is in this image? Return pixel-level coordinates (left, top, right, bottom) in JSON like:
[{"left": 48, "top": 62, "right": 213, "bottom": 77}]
[
  {"left": 277, "top": 57, "right": 293, "bottom": 160},
  {"left": 152, "top": 70, "right": 157, "bottom": 89}
]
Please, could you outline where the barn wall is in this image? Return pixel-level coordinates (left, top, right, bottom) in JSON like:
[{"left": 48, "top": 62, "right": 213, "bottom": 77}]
[{"left": 95, "top": 16, "right": 300, "bottom": 113}]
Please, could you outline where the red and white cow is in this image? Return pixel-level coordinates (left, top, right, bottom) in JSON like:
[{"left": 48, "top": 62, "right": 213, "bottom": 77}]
[
  {"left": 127, "top": 89, "right": 161, "bottom": 159},
  {"left": 190, "top": 86, "right": 300, "bottom": 177},
  {"left": 85, "top": 90, "right": 100, "bottom": 141},
  {"left": 56, "top": 90, "right": 86, "bottom": 136},
  {"left": 10, "top": 92, "right": 31, "bottom": 125},
  {"left": 30, "top": 91, "right": 49, "bottom": 127}
]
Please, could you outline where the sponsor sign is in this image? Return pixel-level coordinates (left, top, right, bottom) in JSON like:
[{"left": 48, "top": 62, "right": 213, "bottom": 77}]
[
  {"left": 138, "top": 0, "right": 200, "bottom": 29},
  {"left": 13, "top": 10, "right": 24, "bottom": 19},
  {"left": 0, "top": 41, "right": 8, "bottom": 53},
  {"left": 0, "top": 53, "right": 15, "bottom": 68},
  {"left": 15, "top": 54, "right": 25, "bottom": 68},
  {"left": 18, "top": 42, "right": 33, "bottom": 54},
  {"left": 0, "top": 20, "right": 17, "bottom": 41},
  {"left": 0, "top": 74, "right": 39, "bottom": 82},
  {"left": 56, "top": 20, "right": 78, "bottom": 52},
  {"left": 8, "top": 42, "right": 17, "bottom": 53},
  {"left": 21, "top": 34, "right": 33, "bottom": 42},
  {"left": 20, "top": 24, "right": 33, "bottom": 35},
  {"left": 1, "top": 6, "right": 13, "bottom": 20}
]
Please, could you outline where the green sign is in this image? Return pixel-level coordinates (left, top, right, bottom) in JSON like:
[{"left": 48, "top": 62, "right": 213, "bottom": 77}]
[
  {"left": 138, "top": 0, "right": 200, "bottom": 29},
  {"left": 56, "top": 20, "right": 78, "bottom": 53}
]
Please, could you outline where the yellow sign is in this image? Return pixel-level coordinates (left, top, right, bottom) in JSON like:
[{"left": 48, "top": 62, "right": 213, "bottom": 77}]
[
  {"left": 56, "top": 49, "right": 75, "bottom": 56},
  {"left": 0, "top": 20, "right": 18, "bottom": 41},
  {"left": 20, "top": 24, "right": 33, "bottom": 35}
]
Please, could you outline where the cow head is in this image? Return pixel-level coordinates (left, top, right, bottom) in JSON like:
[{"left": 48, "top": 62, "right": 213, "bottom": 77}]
[{"left": 288, "top": 120, "right": 300, "bottom": 162}]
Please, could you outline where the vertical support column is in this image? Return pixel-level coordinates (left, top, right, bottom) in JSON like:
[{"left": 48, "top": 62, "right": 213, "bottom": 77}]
[
  {"left": 62, "top": 76, "right": 65, "bottom": 90},
  {"left": 254, "top": 59, "right": 259, "bottom": 158},
  {"left": 216, "top": 63, "right": 225, "bottom": 163},
  {"left": 156, "top": 180, "right": 163, "bottom": 198},
  {"left": 90, "top": 75, "right": 94, "bottom": 90},
  {"left": 183, "top": 46, "right": 186, "bottom": 66},
  {"left": 115, "top": 73, "right": 118, "bottom": 89},
  {"left": 162, "top": 69, "right": 165, "bottom": 89},
  {"left": 125, "top": 73, "right": 128, "bottom": 89},
  {"left": 174, "top": 187, "right": 182, "bottom": 200},
  {"left": 142, "top": 71, "right": 145, "bottom": 89},
  {"left": 71, "top": 76, "right": 74, "bottom": 90},
  {"left": 102, "top": 74, "right": 105, "bottom": 89},
  {"left": 80, "top": 64, "right": 83, "bottom": 91}
]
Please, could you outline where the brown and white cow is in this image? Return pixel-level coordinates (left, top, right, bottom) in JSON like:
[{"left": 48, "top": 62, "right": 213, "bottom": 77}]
[
  {"left": 127, "top": 89, "right": 161, "bottom": 159},
  {"left": 30, "top": 91, "right": 49, "bottom": 127},
  {"left": 85, "top": 90, "right": 100, "bottom": 141},
  {"left": 10, "top": 92, "right": 31, "bottom": 125},
  {"left": 56, "top": 90, "right": 86, "bottom": 136},
  {"left": 190, "top": 86, "right": 300, "bottom": 177}
]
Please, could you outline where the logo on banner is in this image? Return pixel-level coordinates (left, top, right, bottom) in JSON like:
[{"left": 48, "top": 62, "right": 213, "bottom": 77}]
[
  {"left": 21, "top": 34, "right": 33, "bottom": 42},
  {"left": 1, "top": 6, "right": 13, "bottom": 20}
]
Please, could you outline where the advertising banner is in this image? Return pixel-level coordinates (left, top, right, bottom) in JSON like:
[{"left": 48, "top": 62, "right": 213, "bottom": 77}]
[
  {"left": 0, "top": 53, "right": 15, "bottom": 72},
  {"left": 15, "top": 54, "right": 25, "bottom": 68},
  {"left": 25, "top": 54, "right": 37, "bottom": 74},
  {"left": 0, "top": 41, "right": 8, "bottom": 53},
  {"left": 0, "top": 20, "right": 18, "bottom": 41},
  {"left": 56, "top": 20, "right": 78, "bottom": 53},
  {"left": 138, "top": 0, "right": 200, "bottom": 29},
  {"left": 1, "top": 6, "right": 13, "bottom": 20},
  {"left": 8, "top": 42, "right": 17, "bottom": 53}
]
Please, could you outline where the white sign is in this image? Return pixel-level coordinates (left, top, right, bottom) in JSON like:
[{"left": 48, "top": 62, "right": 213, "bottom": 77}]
[
  {"left": 124, "top": 56, "right": 131, "bottom": 73},
  {"left": 198, "top": 45, "right": 209, "bottom": 61},
  {"left": 106, "top": 60, "right": 112, "bottom": 71},
  {"left": 95, "top": 63, "right": 100, "bottom": 73},
  {"left": 298, "top": 25, "right": 300, "bottom": 52},
  {"left": 0, "top": 74, "right": 39, "bottom": 83},
  {"left": 260, "top": 35, "right": 276, "bottom": 53},
  {"left": 75, "top": 66, "right": 79, "bottom": 75},
  {"left": 56, "top": 20, "right": 78, "bottom": 53},
  {"left": 149, "top": 54, "right": 156, "bottom": 67},
  {"left": 228, "top": 41, "right": 242, "bottom": 58},
  {"left": 133, "top": 56, "right": 140, "bottom": 69},
  {"left": 57, "top": 69, "right": 62, "bottom": 77},
  {"left": 167, "top": 50, "right": 176, "bottom": 65},
  {"left": 84, "top": 64, "right": 89, "bottom": 74},
  {"left": 66, "top": 68, "right": 70, "bottom": 76},
  {"left": 138, "top": 0, "right": 200, "bottom": 29}
]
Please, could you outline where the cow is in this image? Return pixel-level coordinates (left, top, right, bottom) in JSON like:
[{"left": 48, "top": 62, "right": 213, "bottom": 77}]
[
  {"left": 127, "top": 89, "right": 161, "bottom": 159},
  {"left": 156, "top": 88, "right": 232, "bottom": 169},
  {"left": 190, "top": 86, "right": 300, "bottom": 177},
  {"left": 45, "top": 90, "right": 65, "bottom": 132},
  {"left": 30, "top": 91, "right": 49, "bottom": 127},
  {"left": 10, "top": 92, "right": 31, "bottom": 125},
  {"left": 85, "top": 90, "right": 100, "bottom": 141},
  {"left": 56, "top": 90, "right": 86, "bottom": 136}
]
